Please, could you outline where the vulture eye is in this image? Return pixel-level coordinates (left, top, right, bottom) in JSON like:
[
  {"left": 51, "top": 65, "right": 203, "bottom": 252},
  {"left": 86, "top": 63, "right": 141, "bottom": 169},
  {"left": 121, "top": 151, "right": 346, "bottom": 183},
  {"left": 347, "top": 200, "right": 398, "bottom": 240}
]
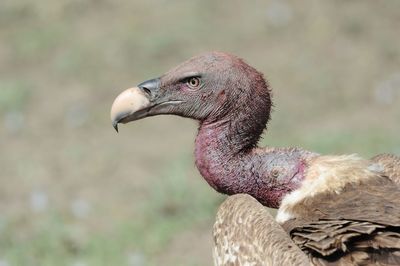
[{"left": 187, "top": 77, "right": 201, "bottom": 89}]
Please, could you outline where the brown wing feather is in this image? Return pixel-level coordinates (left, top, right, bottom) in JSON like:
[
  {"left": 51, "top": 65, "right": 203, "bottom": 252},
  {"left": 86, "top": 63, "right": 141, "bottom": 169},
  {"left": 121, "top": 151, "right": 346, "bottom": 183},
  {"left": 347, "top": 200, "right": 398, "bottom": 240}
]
[
  {"left": 282, "top": 176, "right": 400, "bottom": 265},
  {"left": 371, "top": 153, "right": 400, "bottom": 186},
  {"left": 213, "top": 194, "right": 310, "bottom": 265}
]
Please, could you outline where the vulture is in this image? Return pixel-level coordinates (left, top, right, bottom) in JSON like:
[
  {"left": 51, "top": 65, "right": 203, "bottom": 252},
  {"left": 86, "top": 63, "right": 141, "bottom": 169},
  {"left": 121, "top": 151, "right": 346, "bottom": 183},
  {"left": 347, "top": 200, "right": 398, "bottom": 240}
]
[{"left": 111, "top": 52, "right": 400, "bottom": 265}]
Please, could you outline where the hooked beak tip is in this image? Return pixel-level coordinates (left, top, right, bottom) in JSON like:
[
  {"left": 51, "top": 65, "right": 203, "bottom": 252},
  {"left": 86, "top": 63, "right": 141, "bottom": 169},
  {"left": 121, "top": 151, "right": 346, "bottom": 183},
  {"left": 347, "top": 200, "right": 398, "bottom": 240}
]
[{"left": 113, "top": 122, "right": 119, "bottom": 133}]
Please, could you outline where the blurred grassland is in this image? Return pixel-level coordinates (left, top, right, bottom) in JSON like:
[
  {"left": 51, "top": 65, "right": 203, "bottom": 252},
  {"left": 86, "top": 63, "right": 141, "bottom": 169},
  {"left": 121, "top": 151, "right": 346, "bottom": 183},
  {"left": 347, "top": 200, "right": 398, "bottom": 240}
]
[{"left": 0, "top": 0, "right": 400, "bottom": 265}]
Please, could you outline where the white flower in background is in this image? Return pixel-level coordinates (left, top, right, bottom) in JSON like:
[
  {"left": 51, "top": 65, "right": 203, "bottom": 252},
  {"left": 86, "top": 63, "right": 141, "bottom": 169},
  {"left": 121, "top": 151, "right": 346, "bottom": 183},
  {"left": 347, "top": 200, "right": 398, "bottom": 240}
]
[
  {"left": 374, "top": 73, "right": 400, "bottom": 105},
  {"left": 64, "top": 103, "right": 89, "bottom": 128},
  {"left": 127, "top": 251, "right": 145, "bottom": 266},
  {"left": 71, "top": 198, "right": 91, "bottom": 219},
  {"left": 29, "top": 190, "right": 49, "bottom": 213},
  {"left": 4, "top": 111, "right": 24, "bottom": 134},
  {"left": 0, "top": 259, "right": 9, "bottom": 266}
]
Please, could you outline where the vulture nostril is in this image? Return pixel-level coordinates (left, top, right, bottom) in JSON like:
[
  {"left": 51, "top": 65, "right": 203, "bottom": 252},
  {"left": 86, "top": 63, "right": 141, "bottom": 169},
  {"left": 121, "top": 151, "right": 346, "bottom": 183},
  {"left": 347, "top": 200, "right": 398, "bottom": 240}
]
[
  {"left": 137, "top": 78, "right": 160, "bottom": 96},
  {"left": 141, "top": 87, "right": 152, "bottom": 96}
]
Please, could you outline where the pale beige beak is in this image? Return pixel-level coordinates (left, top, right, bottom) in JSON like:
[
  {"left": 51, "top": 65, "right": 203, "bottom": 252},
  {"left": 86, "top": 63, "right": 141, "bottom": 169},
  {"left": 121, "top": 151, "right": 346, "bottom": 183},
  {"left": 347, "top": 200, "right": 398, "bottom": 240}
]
[{"left": 110, "top": 87, "right": 150, "bottom": 132}]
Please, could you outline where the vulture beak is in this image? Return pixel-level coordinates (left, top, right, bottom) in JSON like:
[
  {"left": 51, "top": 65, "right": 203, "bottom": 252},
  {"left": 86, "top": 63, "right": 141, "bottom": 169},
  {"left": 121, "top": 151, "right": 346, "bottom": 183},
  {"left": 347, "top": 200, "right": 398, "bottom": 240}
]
[{"left": 110, "top": 78, "right": 181, "bottom": 132}]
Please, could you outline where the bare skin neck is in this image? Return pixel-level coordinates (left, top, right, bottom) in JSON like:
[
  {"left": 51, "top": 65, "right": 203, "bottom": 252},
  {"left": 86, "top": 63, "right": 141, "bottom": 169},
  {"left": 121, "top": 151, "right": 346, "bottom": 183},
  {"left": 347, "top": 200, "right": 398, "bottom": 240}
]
[{"left": 194, "top": 118, "right": 317, "bottom": 208}]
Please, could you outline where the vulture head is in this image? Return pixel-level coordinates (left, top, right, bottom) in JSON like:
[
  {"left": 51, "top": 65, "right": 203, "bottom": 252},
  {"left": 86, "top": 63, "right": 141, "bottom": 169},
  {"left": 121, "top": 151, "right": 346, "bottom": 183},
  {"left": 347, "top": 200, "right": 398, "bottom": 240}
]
[
  {"left": 111, "top": 51, "right": 314, "bottom": 208},
  {"left": 111, "top": 51, "right": 271, "bottom": 136}
]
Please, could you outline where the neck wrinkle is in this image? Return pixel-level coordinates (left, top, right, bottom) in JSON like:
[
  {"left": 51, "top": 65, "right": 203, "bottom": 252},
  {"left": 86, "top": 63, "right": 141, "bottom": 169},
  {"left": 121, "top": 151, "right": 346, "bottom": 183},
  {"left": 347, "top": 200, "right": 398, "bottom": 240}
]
[
  {"left": 196, "top": 116, "right": 259, "bottom": 162},
  {"left": 194, "top": 117, "right": 260, "bottom": 193}
]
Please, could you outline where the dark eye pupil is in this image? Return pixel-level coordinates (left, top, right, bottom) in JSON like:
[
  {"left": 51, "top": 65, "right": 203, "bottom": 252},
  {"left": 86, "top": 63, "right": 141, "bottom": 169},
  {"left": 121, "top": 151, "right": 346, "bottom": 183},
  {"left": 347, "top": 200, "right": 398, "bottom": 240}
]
[{"left": 189, "top": 78, "right": 199, "bottom": 87}]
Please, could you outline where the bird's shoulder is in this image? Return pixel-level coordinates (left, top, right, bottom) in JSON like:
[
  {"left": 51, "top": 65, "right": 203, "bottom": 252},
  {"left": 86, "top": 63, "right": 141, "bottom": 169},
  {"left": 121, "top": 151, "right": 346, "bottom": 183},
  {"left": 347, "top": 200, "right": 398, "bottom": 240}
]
[{"left": 279, "top": 156, "right": 400, "bottom": 265}]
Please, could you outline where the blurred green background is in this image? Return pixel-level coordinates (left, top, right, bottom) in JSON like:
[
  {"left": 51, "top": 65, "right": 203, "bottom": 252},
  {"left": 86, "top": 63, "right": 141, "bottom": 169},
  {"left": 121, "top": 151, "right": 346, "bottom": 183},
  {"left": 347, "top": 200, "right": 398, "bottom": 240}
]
[{"left": 1, "top": 0, "right": 399, "bottom": 265}]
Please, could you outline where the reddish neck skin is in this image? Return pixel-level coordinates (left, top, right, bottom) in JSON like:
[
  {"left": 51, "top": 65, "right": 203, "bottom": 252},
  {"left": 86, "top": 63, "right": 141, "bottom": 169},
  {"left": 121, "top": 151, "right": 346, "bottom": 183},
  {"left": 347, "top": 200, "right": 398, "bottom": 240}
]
[{"left": 195, "top": 118, "right": 316, "bottom": 208}]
